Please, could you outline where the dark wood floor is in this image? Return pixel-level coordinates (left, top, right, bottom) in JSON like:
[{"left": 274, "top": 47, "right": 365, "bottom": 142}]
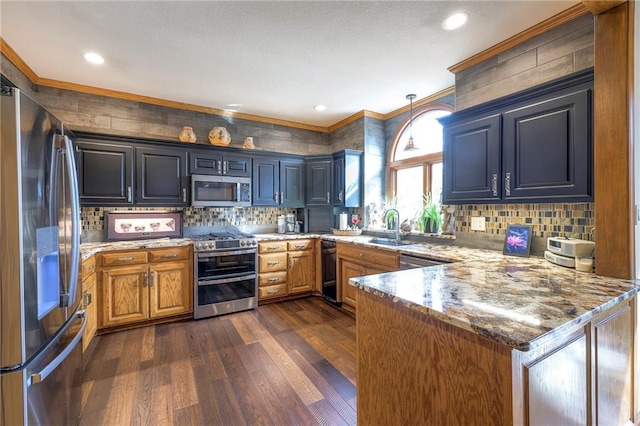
[{"left": 79, "top": 296, "right": 357, "bottom": 425}]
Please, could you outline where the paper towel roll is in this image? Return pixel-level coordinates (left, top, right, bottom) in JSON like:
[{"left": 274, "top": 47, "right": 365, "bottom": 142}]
[{"left": 339, "top": 213, "right": 348, "bottom": 230}]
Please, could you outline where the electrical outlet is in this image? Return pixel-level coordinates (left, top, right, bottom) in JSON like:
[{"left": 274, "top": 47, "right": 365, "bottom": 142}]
[{"left": 471, "top": 217, "right": 486, "bottom": 231}]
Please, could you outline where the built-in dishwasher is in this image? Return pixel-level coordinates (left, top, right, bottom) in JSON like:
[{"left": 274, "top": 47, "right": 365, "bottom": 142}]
[
  {"left": 399, "top": 254, "right": 448, "bottom": 269},
  {"left": 321, "top": 240, "right": 340, "bottom": 306}
]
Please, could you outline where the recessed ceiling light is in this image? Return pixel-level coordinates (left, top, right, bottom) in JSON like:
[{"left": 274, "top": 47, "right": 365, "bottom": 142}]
[
  {"left": 442, "top": 12, "right": 469, "bottom": 31},
  {"left": 83, "top": 52, "right": 104, "bottom": 65},
  {"left": 314, "top": 105, "right": 327, "bottom": 111}
]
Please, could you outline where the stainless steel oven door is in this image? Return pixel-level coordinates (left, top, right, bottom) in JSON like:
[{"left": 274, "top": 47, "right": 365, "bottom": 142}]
[
  {"left": 196, "top": 249, "right": 256, "bottom": 280},
  {"left": 194, "top": 274, "right": 258, "bottom": 319}
]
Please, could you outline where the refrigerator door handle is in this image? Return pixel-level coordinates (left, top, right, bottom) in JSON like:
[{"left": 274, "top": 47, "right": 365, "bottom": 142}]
[
  {"left": 62, "top": 135, "right": 81, "bottom": 308},
  {"left": 28, "top": 311, "right": 86, "bottom": 385}
]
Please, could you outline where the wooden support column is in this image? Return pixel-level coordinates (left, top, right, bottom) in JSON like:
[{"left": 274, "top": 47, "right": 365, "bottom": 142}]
[{"left": 592, "top": 1, "right": 634, "bottom": 278}]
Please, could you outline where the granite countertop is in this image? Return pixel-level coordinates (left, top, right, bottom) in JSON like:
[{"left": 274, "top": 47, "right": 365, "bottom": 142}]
[
  {"left": 80, "top": 238, "right": 193, "bottom": 259},
  {"left": 349, "top": 256, "right": 640, "bottom": 352}
]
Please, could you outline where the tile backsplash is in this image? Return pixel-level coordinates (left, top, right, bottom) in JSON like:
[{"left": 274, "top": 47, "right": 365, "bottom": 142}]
[
  {"left": 452, "top": 202, "right": 595, "bottom": 240},
  {"left": 82, "top": 206, "right": 297, "bottom": 240}
]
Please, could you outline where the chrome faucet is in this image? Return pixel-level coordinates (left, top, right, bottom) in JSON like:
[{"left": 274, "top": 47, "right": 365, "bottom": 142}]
[{"left": 385, "top": 208, "right": 400, "bottom": 242}]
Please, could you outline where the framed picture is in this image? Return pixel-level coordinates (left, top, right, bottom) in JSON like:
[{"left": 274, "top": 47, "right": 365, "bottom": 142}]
[
  {"left": 503, "top": 224, "right": 532, "bottom": 257},
  {"left": 105, "top": 211, "right": 183, "bottom": 241}
]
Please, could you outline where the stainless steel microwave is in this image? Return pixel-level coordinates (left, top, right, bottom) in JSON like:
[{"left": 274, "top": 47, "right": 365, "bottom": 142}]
[{"left": 191, "top": 174, "right": 251, "bottom": 207}]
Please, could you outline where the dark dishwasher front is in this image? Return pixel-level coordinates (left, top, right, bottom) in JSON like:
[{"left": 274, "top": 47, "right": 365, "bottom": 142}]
[{"left": 321, "top": 240, "right": 340, "bottom": 306}]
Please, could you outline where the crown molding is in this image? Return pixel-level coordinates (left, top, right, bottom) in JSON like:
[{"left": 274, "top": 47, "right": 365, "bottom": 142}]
[{"left": 448, "top": 3, "right": 590, "bottom": 74}]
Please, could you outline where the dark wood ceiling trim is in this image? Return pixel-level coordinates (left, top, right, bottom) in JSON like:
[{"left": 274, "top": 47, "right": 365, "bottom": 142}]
[
  {"left": 383, "top": 87, "right": 456, "bottom": 120},
  {"left": 0, "top": 38, "right": 39, "bottom": 83},
  {"left": 448, "top": 4, "right": 590, "bottom": 74},
  {"left": 581, "top": 0, "right": 627, "bottom": 15}
]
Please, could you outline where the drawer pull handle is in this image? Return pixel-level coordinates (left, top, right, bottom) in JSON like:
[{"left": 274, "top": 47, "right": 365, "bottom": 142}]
[
  {"left": 267, "top": 246, "right": 279, "bottom": 251},
  {"left": 88, "top": 264, "right": 96, "bottom": 270},
  {"left": 143, "top": 271, "right": 148, "bottom": 287},
  {"left": 83, "top": 290, "right": 92, "bottom": 306},
  {"left": 267, "top": 289, "right": 279, "bottom": 295},
  {"left": 267, "top": 261, "right": 280, "bottom": 266},
  {"left": 149, "top": 271, "right": 155, "bottom": 287},
  {"left": 161, "top": 254, "right": 179, "bottom": 258},
  {"left": 492, "top": 173, "right": 498, "bottom": 197},
  {"left": 295, "top": 244, "right": 306, "bottom": 249},
  {"left": 505, "top": 172, "right": 511, "bottom": 197},
  {"left": 117, "top": 257, "right": 135, "bottom": 262},
  {"left": 268, "top": 277, "right": 280, "bottom": 283}
]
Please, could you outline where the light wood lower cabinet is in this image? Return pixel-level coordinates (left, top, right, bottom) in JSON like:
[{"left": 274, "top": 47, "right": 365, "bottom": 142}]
[
  {"left": 356, "top": 288, "right": 636, "bottom": 425},
  {"left": 99, "top": 246, "right": 192, "bottom": 329},
  {"left": 81, "top": 255, "right": 98, "bottom": 351},
  {"left": 258, "top": 239, "right": 315, "bottom": 301},
  {"left": 337, "top": 242, "right": 399, "bottom": 311}
]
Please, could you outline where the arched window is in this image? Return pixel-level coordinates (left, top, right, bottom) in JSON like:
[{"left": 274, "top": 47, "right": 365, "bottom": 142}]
[{"left": 387, "top": 104, "right": 453, "bottom": 227}]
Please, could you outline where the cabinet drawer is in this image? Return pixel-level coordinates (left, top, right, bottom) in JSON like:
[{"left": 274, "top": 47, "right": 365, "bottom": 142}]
[
  {"left": 259, "top": 271, "right": 288, "bottom": 287},
  {"left": 82, "top": 255, "right": 97, "bottom": 279},
  {"left": 259, "top": 284, "right": 288, "bottom": 300},
  {"left": 337, "top": 243, "right": 399, "bottom": 270},
  {"left": 149, "top": 247, "right": 191, "bottom": 263},
  {"left": 101, "top": 250, "right": 148, "bottom": 267},
  {"left": 259, "top": 253, "right": 288, "bottom": 272},
  {"left": 259, "top": 241, "right": 287, "bottom": 253},
  {"left": 287, "top": 239, "right": 313, "bottom": 251}
]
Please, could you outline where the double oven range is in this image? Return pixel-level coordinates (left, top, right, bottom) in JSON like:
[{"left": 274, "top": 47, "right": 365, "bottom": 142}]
[{"left": 192, "top": 230, "right": 258, "bottom": 319}]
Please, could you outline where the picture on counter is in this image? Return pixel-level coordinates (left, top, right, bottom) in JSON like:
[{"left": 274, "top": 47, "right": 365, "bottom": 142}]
[
  {"left": 105, "top": 211, "right": 183, "bottom": 241},
  {"left": 503, "top": 224, "right": 532, "bottom": 257}
]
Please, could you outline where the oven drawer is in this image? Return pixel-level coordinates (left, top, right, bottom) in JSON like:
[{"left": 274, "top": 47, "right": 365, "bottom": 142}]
[
  {"left": 259, "top": 241, "right": 287, "bottom": 253},
  {"left": 259, "top": 271, "right": 288, "bottom": 287},
  {"left": 259, "top": 253, "right": 287, "bottom": 272},
  {"left": 101, "top": 250, "right": 148, "bottom": 267},
  {"left": 287, "top": 239, "right": 313, "bottom": 251},
  {"left": 149, "top": 247, "right": 191, "bottom": 263},
  {"left": 259, "top": 284, "right": 288, "bottom": 300}
]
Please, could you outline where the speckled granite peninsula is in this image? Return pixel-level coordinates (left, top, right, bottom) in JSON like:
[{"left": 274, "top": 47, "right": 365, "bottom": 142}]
[{"left": 350, "top": 248, "right": 640, "bottom": 425}]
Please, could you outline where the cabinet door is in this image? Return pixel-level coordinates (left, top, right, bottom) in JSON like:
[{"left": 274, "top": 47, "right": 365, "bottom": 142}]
[
  {"left": 593, "top": 302, "right": 634, "bottom": 425},
  {"left": 82, "top": 272, "right": 97, "bottom": 352},
  {"left": 101, "top": 265, "right": 149, "bottom": 327},
  {"left": 339, "top": 259, "right": 365, "bottom": 310},
  {"left": 443, "top": 114, "right": 501, "bottom": 204},
  {"left": 252, "top": 159, "right": 279, "bottom": 206},
  {"left": 305, "top": 159, "right": 332, "bottom": 205},
  {"left": 502, "top": 88, "right": 592, "bottom": 201},
  {"left": 223, "top": 155, "right": 251, "bottom": 177},
  {"left": 149, "top": 261, "right": 192, "bottom": 318},
  {"left": 280, "top": 159, "right": 304, "bottom": 207},
  {"left": 288, "top": 250, "right": 314, "bottom": 294},
  {"left": 136, "top": 146, "right": 188, "bottom": 206},
  {"left": 76, "top": 140, "right": 134, "bottom": 206},
  {"left": 189, "top": 151, "right": 222, "bottom": 175},
  {"left": 333, "top": 150, "right": 363, "bottom": 207}
]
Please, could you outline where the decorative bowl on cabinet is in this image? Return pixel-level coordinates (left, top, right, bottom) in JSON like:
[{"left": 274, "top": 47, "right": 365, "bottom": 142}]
[{"left": 208, "top": 127, "right": 231, "bottom": 146}]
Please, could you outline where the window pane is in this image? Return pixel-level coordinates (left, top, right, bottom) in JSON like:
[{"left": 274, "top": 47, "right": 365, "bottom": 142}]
[
  {"left": 396, "top": 166, "right": 424, "bottom": 221},
  {"left": 393, "top": 109, "right": 451, "bottom": 161},
  {"left": 431, "top": 162, "right": 443, "bottom": 205}
]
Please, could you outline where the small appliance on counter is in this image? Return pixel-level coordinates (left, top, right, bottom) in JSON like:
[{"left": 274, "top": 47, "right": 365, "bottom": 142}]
[
  {"left": 544, "top": 237, "right": 595, "bottom": 271},
  {"left": 285, "top": 213, "right": 295, "bottom": 233},
  {"left": 277, "top": 215, "right": 286, "bottom": 233}
]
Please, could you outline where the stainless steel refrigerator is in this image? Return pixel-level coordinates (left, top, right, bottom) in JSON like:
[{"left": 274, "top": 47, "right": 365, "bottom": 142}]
[{"left": 1, "top": 87, "right": 86, "bottom": 424}]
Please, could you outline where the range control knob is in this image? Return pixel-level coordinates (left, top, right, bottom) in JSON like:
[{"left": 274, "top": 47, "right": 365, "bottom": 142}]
[{"left": 240, "top": 240, "right": 246, "bottom": 247}]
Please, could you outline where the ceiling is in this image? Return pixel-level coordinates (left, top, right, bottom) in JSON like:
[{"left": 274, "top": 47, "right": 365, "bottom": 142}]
[{"left": 0, "top": 1, "right": 579, "bottom": 128}]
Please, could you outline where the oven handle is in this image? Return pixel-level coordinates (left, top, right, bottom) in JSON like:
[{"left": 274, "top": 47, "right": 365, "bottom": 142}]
[
  {"left": 197, "top": 249, "right": 256, "bottom": 259},
  {"left": 198, "top": 274, "right": 256, "bottom": 286}
]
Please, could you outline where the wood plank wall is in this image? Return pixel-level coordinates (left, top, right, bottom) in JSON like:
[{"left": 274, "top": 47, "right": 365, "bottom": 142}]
[{"left": 593, "top": 1, "right": 634, "bottom": 279}]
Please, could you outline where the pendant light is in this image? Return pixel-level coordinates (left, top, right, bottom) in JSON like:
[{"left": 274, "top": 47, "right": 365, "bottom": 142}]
[{"left": 404, "top": 93, "right": 418, "bottom": 151}]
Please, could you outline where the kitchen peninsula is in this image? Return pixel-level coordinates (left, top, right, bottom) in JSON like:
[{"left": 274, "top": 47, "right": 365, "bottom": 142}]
[{"left": 350, "top": 258, "right": 639, "bottom": 425}]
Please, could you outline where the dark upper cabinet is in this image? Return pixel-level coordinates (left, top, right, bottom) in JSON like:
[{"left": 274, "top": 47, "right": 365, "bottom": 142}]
[
  {"left": 252, "top": 158, "right": 303, "bottom": 207},
  {"left": 280, "top": 160, "right": 304, "bottom": 207},
  {"left": 189, "top": 151, "right": 251, "bottom": 177},
  {"left": 76, "top": 140, "right": 134, "bottom": 206},
  {"left": 305, "top": 157, "right": 332, "bottom": 205},
  {"left": 136, "top": 146, "right": 189, "bottom": 206},
  {"left": 333, "top": 150, "right": 363, "bottom": 207},
  {"left": 502, "top": 89, "right": 591, "bottom": 201},
  {"left": 443, "top": 114, "right": 501, "bottom": 204},
  {"left": 440, "top": 69, "right": 593, "bottom": 205}
]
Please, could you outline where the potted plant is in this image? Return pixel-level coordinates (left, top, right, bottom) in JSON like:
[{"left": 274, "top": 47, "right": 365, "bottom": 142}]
[{"left": 416, "top": 193, "right": 442, "bottom": 234}]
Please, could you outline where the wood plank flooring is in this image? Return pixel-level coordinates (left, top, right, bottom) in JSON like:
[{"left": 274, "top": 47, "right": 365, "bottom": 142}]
[{"left": 79, "top": 296, "right": 357, "bottom": 425}]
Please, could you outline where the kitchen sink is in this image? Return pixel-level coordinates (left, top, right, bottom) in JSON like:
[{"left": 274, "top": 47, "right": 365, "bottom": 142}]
[{"left": 367, "top": 238, "right": 410, "bottom": 247}]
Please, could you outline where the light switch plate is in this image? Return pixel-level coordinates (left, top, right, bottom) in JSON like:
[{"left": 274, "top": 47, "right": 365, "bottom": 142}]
[{"left": 471, "top": 217, "right": 486, "bottom": 231}]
